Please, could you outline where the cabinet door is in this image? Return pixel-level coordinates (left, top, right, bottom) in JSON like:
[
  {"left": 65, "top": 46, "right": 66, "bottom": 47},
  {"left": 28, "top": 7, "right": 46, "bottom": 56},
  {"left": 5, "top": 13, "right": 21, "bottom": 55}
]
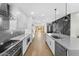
[
  {"left": 22, "top": 38, "right": 27, "bottom": 55},
  {"left": 46, "top": 35, "right": 55, "bottom": 54},
  {"left": 50, "top": 40, "right": 55, "bottom": 55},
  {"left": 22, "top": 36, "right": 31, "bottom": 55},
  {"left": 0, "top": 3, "right": 9, "bottom": 16},
  {"left": 0, "top": 3, "right": 7, "bottom": 12},
  {"left": 46, "top": 35, "right": 51, "bottom": 47}
]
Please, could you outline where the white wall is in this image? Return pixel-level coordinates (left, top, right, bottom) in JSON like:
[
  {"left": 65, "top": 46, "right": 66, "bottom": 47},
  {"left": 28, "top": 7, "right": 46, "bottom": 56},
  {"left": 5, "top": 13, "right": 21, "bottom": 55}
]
[
  {"left": 9, "top": 6, "right": 28, "bottom": 31},
  {"left": 16, "top": 13, "right": 27, "bottom": 31},
  {"left": 68, "top": 3, "right": 79, "bottom": 14},
  {"left": 9, "top": 6, "right": 35, "bottom": 34},
  {"left": 71, "top": 12, "right": 79, "bottom": 38}
]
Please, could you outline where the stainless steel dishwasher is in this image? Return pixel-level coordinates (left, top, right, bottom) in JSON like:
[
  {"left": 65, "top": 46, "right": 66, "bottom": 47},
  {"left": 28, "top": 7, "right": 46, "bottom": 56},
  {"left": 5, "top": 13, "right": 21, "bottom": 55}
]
[{"left": 55, "top": 41, "right": 67, "bottom": 56}]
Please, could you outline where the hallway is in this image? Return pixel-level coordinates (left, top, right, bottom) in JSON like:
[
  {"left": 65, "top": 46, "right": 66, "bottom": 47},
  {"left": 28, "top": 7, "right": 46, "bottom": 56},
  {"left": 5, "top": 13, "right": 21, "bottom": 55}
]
[{"left": 24, "top": 26, "right": 53, "bottom": 56}]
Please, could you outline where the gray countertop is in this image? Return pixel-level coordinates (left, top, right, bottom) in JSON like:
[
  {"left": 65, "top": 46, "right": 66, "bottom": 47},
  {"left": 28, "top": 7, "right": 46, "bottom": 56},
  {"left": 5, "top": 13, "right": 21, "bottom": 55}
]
[
  {"left": 10, "top": 34, "right": 30, "bottom": 41},
  {"left": 0, "top": 34, "right": 30, "bottom": 55},
  {"left": 47, "top": 33, "right": 79, "bottom": 50}
]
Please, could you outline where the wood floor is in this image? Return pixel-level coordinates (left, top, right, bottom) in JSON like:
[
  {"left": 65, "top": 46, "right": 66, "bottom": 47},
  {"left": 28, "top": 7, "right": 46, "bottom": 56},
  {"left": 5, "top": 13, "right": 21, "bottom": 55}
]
[{"left": 24, "top": 26, "right": 53, "bottom": 56}]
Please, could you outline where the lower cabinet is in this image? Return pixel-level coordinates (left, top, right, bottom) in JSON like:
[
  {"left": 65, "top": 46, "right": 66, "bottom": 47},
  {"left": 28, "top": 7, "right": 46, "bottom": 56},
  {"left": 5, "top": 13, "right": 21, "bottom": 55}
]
[
  {"left": 22, "top": 35, "right": 32, "bottom": 55},
  {"left": 50, "top": 40, "right": 55, "bottom": 55},
  {"left": 46, "top": 35, "right": 68, "bottom": 56},
  {"left": 22, "top": 37, "right": 27, "bottom": 55},
  {"left": 55, "top": 41, "right": 67, "bottom": 56},
  {"left": 46, "top": 35, "right": 55, "bottom": 55}
]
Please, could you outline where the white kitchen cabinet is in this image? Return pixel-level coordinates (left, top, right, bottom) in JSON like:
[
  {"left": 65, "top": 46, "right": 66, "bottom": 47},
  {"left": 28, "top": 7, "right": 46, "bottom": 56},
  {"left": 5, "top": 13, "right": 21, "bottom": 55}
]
[
  {"left": 22, "top": 37, "right": 27, "bottom": 55},
  {"left": 50, "top": 39, "right": 55, "bottom": 55},
  {"left": 46, "top": 36, "right": 50, "bottom": 46},
  {"left": 22, "top": 34, "right": 32, "bottom": 55},
  {"left": 46, "top": 35, "right": 55, "bottom": 55}
]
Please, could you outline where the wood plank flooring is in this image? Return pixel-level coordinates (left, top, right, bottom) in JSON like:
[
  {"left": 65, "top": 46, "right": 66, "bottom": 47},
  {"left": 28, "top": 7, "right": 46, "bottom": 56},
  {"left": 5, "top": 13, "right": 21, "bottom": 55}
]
[{"left": 24, "top": 26, "right": 53, "bottom": 56}]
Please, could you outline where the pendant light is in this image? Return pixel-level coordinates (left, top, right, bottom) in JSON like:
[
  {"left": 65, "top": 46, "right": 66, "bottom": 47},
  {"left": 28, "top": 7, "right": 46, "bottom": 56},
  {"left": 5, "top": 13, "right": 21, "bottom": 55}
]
[
  {"left": 54, "top": 8, "right": 57, "bottom": 21},
  {"left": 64, "top": 3, "right": 68, "bottom": 21},
  {"left": 65, "top": 3, "right": 67, "bottom": 16}
]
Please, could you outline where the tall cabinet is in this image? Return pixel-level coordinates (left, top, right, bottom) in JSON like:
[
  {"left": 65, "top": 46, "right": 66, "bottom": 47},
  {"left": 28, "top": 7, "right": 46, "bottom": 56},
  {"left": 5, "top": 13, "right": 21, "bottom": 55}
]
[{"left": 0, "top": 3, "right": 10, "bottom": 31}]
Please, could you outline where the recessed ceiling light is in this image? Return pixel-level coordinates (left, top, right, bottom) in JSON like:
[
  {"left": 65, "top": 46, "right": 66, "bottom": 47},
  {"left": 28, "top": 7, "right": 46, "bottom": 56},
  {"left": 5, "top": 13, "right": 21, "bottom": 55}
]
[{"left": 31, "top": 11, "right": 34, "bottom": 15}]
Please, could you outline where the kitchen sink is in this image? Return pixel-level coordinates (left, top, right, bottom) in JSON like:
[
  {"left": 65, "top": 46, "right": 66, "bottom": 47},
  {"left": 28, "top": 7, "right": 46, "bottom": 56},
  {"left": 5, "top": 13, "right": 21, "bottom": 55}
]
[
  {"left": 0, "top": 40, "right": 18, "bottom": 54},
  {"left": 51, "top": 35, "right": 62, "bottom": 39}
]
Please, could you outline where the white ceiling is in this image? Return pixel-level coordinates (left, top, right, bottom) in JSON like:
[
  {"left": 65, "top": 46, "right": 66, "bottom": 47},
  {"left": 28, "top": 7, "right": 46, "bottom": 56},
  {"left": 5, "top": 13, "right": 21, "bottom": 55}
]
[{"left": 10, "top": 3, "right": 79, "bottom": 22}]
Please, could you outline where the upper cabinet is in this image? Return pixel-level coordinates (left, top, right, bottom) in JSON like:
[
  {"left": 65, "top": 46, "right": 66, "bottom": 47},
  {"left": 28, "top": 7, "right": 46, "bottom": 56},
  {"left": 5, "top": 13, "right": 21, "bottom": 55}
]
[
  {"left": 0, "top": 3, "right": 10, "bottom": 17},
  {"left": 0, "top": 3, "right": 10, "bottom": 31}
]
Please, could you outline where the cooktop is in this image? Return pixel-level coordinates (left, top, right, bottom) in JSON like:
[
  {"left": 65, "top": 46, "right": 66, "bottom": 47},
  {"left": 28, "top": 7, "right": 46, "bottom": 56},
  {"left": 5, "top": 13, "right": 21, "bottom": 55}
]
[{"left": 0, "top": 40, "right": 18, "bottom": 54}]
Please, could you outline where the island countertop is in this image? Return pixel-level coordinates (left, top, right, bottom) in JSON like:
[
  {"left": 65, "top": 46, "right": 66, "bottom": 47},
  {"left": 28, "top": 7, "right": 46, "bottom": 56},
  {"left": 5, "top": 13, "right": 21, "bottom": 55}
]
[{"left": 47, "top": 33, "right": 79, "bottom": 50}]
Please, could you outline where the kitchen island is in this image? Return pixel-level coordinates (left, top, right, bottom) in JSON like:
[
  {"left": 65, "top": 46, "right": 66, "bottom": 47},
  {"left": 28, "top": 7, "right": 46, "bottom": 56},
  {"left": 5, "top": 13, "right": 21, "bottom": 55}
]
[{"left": 46, "top": 33, "right": 79, "bottom": 56}]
